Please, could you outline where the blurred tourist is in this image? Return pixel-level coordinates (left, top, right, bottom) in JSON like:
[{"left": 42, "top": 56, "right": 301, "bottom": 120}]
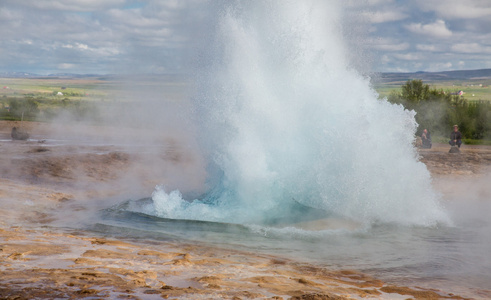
[
  {"left": 449, "top": 125, "right": 462, "bottom": 148},
  {"left": 421, "top": 129, "right": 432, "bottom": 149}
]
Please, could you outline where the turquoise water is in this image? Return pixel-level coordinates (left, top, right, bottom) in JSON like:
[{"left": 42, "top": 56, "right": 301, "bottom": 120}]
[
  {"left": 90, "top": 1, "right": 489, "bottom": 298},
  {"left": 92, "top": 195, "right": 490, "bottom": 298},
  {"left": 148, "top": 0, "right": 449, "bottom": 227}
]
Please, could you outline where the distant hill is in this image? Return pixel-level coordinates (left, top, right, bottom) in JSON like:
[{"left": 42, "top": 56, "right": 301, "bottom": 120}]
[
  {"left": 3, "top": 68, "right": 491, "bottom": 83},
  {"left": 0, "top": 72, "right": 104, "bottom": 79},
  {"left": 372, "top": 69, "right": 491, "bottom": 85},
  {"left": 0, "top": 71, "right": 41, "bottom": 78}
]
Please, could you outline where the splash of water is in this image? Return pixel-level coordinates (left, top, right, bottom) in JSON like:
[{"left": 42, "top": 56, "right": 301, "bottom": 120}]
[{"left": 150, "top": 1, "right": 449, "bottom": 227}]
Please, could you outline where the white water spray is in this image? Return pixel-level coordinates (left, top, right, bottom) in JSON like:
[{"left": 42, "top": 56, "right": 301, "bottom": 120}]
[{"left": 150, "top": 1, "right": 449, "bottom": 226}]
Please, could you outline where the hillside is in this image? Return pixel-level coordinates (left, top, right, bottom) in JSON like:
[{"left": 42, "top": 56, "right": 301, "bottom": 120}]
[
  {"left": 372, "top": 68, "right": 491, "bottom": 85},
  {"left": 371, "top": 69, "right": 491, "bottom": 101}
]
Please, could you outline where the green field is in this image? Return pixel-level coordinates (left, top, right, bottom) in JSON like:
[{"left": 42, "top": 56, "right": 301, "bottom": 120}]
[
  {"left": 0, "top": 77, "right": 118, "bottom": 102},
  {"left": 0, "top": 75, "right": 189, "bottom": 123},
  {"left": 0, "top": 76, "right": 187, "bottom": 101},
  {"left": 3, "top": 74, "right": 490, "bottom": 103},
  {"left": 2, "top": 75, "right": 490, "bottom": 125},
  {"left": 374, "top": 79, "right": 491, "bottom": 102}
]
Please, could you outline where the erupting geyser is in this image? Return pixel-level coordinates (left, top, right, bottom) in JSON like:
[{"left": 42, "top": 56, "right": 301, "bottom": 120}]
[{"left": 149, "top": 1, "right": 449, "bottom": 227}]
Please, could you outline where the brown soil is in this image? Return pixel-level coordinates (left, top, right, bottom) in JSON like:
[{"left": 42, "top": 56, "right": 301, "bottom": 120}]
[{"left": 418, "top": 143, "right": 491, "bottom": 176}]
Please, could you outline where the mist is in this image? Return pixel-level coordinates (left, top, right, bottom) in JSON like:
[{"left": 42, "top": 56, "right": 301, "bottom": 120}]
[
  {"left": 6, "top": 3, "right": 489, "bottom": 298},
  {"left": 107, "top": 1, "right": 449, "bottom": 227},
  {"left": 432, "top": 173, "right": 491, "bottom": 289},
  {"left": 34, "top": 1, "right": 488, "bottom": 229}
]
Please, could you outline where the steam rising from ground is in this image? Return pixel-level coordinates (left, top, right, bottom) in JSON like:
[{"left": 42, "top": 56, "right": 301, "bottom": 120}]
[
  {"left": 42, "top": 75, "right": 207, "bottom": 206},
  {"left": 146, "top": 1, "right": 449, "bottom": 227}
]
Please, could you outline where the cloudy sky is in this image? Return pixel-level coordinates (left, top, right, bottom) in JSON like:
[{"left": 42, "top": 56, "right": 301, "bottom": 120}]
[{"left": 1, "top": 0, "right": 490, "bottom": 75}]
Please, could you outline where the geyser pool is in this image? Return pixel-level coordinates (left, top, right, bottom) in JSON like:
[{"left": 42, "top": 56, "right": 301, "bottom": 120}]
[
  {"left": 86, "top": 2, "right": 490, "bottom": 298},
  {"left": 148, "top": 0, "right": 449, "bottom": 227}
]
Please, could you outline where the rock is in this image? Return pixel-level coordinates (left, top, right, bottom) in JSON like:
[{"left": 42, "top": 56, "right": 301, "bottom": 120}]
[
  {"left": 449, "top": 146, "right": 460, "bottom": 153},
  {"left": 11, "top": 127, "right": 29, "bottom": 140}
]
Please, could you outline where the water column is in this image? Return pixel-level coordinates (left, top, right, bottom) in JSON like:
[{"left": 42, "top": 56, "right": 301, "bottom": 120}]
[{"left": 151, "top": 0, "right": 449, "bottom": 227}]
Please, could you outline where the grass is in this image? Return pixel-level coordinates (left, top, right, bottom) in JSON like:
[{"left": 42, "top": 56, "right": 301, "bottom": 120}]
[
  {"left": 462, "top": 139, "right": 491, "bottom": 146},
  {"left": 0, "top": 115, "right": 17, "bottom": 121},
  {"left": 430, "top": 135, "right": 491, "bottom": 146},
  {"left": 373, "top": 79, "right": 491, "bottom": 102},
  {"left": 3, "top": 75, "right": 490, "bottom": 136},
  {"left": 0, "top": 77, "right": 112, "bottom": 122},
  {"left": 0, "top": 77, "right": 112, "bottom": 101},
  {"left": 0, "top": 75, "right": 189, "bottom": 123}
]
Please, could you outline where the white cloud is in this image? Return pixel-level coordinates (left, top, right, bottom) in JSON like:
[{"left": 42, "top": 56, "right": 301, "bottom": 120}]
[
  {"left": 0, "top": 7, "right": 19, "bottom": 21},
  {"left": 451, "top": 43, "right": 491, "bottom": 54},
  {"left": 342, "top": 2, "right": 491, "bottom": 72},
  {"left": 1, "top": 1, "right": 490, "bottom": 74},
  {"left": 414, "top": 0, "right": 491, "bottom": 20},
  {"left": 416, "top": 44, "right": 437, "bottom": 51},
  {"left": 346, "top": 0, "right": 394, "bottom": 8},
  {"left": 405, "top": 20, "right": 452, "bottom": 38},
  {"left": 425, "top": 62, "right": 453, "bottom": 72},
  {"left": 367, "top": 0, "right": 395, "bottom": 5},
  {"left": 2, "top": 0, "right": 127, "bottom": 12},
  {"left": 94, "top": 46, "right": 121, "bottom": 56},
  {"left": 392, "top": 53, "right": 422, "bottom": 61},
  {"left": 362, "top": 10, "right": 408, "bottom": 24},
  {"left": 58, "top": 63, "right": 76, "bottom": 69},
  {"left": 76, "top": 43, "right": 89, "bottom": 50},
  {"left": 105, "top": 8, "right": 168, "bottom": 28},
  {"left": 61, "top": 43, "right": 89, "bottom": 51},
  {"left": 381, "top": 54, "right": 391, "bottom": 64},
  {"left": 61, "top": 42, "right": 120, "bottom": 56},
  {"left": 372, "top": 42, "right": 410, "bottom": 51}
]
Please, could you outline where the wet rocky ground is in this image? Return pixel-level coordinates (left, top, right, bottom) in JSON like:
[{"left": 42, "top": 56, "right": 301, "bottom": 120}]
[{"left": 1, "top": 121, "right": 489, "bottom": 299}]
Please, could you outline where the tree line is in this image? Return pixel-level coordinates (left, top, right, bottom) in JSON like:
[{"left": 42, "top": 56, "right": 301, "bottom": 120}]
[
  {"left": 387, "top": 79, "right": 491, "bottom": 141},
  {"left": 1, "top": 96, "right": 99, "bottom": 122}
]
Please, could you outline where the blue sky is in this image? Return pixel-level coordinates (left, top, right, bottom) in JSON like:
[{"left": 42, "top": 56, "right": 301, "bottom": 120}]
[{"left": 1, "top": 0, "right": 490, "bottom": 74}]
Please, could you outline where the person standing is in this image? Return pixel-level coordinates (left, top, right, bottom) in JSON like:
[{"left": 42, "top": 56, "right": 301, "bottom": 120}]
[{"left": 449, "top": 125, "right": 462, "bottom": 148}]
